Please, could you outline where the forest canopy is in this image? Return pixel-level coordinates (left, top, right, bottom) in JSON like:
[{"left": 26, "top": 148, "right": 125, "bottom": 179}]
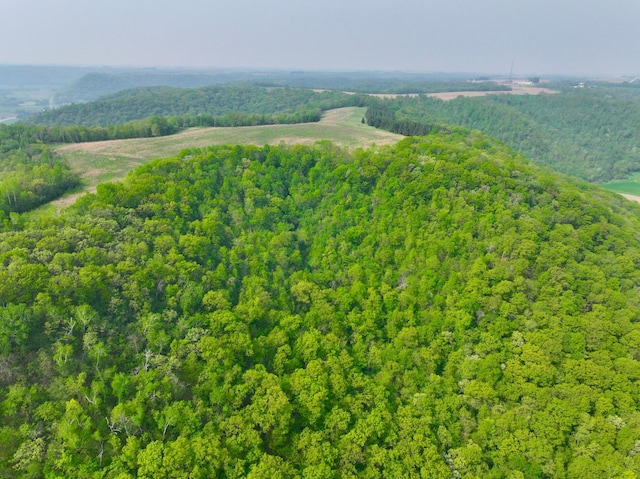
[
  {"left": 26, "top": 84, "right": 369, "bottom": 127},
  {"left": 365, "top": 90, "right": 640, "bottom": 183},
  {"left": 0, "top": 126, "right": 79, "bottom": 215},
  {"left": 1, "top": 131, "right": 640, "bottom": 477}
]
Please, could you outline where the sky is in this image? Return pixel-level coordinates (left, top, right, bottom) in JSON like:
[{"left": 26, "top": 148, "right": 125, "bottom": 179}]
[{"left": 2, "top": 0, "right": 639, "bottom": 76}]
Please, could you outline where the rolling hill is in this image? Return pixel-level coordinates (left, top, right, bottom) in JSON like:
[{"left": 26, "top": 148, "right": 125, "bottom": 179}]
[
  {"left": 27, "top": 84, "right": 368, "bottom": 127},
  {"left": 1, "top": 130, "right": 640, "bottom": 477},
  {"left": 51, "top": 107, "right": 402, "bottom": 205}
]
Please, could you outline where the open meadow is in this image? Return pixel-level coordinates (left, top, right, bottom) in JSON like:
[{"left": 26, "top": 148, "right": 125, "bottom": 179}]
[
  {"left": 53, "top": 107, "right": 402, "bottom": 206},
  {"left": 604, "top": 172, "right": 640, "bottom": 197}
]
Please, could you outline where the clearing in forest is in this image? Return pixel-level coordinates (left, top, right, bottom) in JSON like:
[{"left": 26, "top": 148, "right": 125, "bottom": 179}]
[{"left": 52, "top": 107, "right": 401, "bottom": 206}]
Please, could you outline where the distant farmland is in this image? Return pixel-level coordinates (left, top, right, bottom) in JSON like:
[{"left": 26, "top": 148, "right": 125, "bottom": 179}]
[{"left": 425, "top": 84, "right": 559, "bottom": 101}]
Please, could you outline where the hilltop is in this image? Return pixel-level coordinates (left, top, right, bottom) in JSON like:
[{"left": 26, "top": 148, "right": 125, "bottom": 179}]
[{"left": 1, "top": 130, "right": 639, "bottom": 477}]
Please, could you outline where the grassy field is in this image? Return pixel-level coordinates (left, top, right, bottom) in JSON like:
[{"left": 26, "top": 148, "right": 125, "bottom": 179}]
[
  {"left": 53, "top": 107, "right": 401, "bottom": 206},
  {"left": 603, "top": 173, "right": 640, "bottom": 196},
  {"left": 51, "top": 104, "right": 640, "bottom": 208}
]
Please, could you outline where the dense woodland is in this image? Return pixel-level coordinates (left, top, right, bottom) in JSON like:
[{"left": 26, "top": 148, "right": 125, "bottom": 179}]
[
  {"left": 27, "top": 85, "right": 369, "bottom": 127},
  {"left": 366, "top": 89, "right": 640, "bottom": 183},
  {"left": 1, "top": 132, "right": 640, "bottom": 477},
  {"left": 0, "top": 126, "right": 79, "bottom": 215}
]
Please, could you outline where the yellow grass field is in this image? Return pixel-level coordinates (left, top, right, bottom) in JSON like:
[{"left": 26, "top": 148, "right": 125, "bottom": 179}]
[{"left": 426, "top": 85, "right": 558, "bottom": 101}]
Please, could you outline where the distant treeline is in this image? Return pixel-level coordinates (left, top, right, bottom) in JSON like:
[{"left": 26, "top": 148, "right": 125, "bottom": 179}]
[
  {"left": 256, "top": 78, "right": 512, "bottom": 95},
  {"left": 14, "top": 109, "right": 324, "bottom": 144},
  {"left": 26, "top": 84, "right": 370, "bottom": 127},
  {"left": 52, "top": 70, "right": 511, "bottom": 104},
  {"left": 365, "top": 90, "right": 640, "bottom": 183},
  {"left": 53, "top": 71, "right": 255, "bottom": 104}
]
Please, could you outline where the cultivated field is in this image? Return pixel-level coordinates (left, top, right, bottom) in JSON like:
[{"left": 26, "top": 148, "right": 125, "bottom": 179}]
[
  {"left": 427, "top": 85, "right": 558, "bottom": 101},
  {"left": 53, "top": 107, "right": 402, "bottom": 206}
]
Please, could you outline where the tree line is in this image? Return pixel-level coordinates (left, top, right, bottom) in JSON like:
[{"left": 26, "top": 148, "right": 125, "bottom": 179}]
[
  {"left": 26, "top": 84, "right": 370, "bottom": 127},
  {"left": 364, "top": 89, "right": 640, "bottom": 183}
]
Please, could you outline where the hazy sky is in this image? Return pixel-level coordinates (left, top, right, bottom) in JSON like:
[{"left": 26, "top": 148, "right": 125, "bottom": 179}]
[{"left": 2, "top": 0, "right": 639, "bottom": 76}]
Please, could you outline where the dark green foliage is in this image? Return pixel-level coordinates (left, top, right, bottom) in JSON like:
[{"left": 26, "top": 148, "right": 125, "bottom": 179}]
[
  {"left": 365, "top": 90, "right": 640, "bottom": 182},
  {"left": 365, "top": 102, "right": 437, "bottom": 135},
  {"left": 0, "top": 126, "right": 80, "bottom": 214},
  {"left": 1, "top": 132, "right": 640, "bottom": 477},
  {"left": 27, "top": 84, "right": 369, "bottom": 127}
]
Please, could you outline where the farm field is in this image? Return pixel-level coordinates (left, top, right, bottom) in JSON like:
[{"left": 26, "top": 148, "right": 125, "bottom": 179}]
[
  {"left": 426, "top": 84, "right": 558, "bottom": 101},
  {"left": 53, "top": 107, "right": 402, "bottom": 206},
  {"left": 604, "top": 172, "right": 640, "bottom": 195}
]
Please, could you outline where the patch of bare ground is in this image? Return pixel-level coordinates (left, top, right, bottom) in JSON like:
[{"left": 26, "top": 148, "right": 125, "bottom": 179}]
[
  {"left": 49, "top": 191, "right": 91, "bottom": 208},
  {"left": 621, "top": 194, "right": 640, "bottom": 204}
]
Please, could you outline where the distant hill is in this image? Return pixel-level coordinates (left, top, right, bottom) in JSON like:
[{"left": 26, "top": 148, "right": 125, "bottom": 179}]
[
  {"left": 255, "top": 75, "right": 511, "bottom": 95},
  {"left": 53, "top": 71, "right": 258, "bottom": 104},
  {"left": 27, "top": 84, "right": 368, "bottom": 126},
  {"left": 50, "top": 70, "right": 509, "bottom": 106}
]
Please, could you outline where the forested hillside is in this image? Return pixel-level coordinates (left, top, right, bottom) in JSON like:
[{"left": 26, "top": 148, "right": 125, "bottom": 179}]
[
  {"left": 0, "top": 126, "right": 80, "bottom": 215},
  {"left": 366, "top": 90, "right": 640, "bottom": 182},
  {"left": 256, "top": 77, "right": 510, "bottom": 95},
  {"left": 27, "top": 85, "right": 368, "bottom": 127},
  {"left": 1, "top": 131, "right": 640, "bottom": 477},
  {"left": 52, "top": 71, "right": 508, "bottom": 105}
]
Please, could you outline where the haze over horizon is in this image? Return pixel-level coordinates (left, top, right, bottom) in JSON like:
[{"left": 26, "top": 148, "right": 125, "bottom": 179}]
[{"left": 2, "top": 0, "right": 639, "bottom": 77}]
